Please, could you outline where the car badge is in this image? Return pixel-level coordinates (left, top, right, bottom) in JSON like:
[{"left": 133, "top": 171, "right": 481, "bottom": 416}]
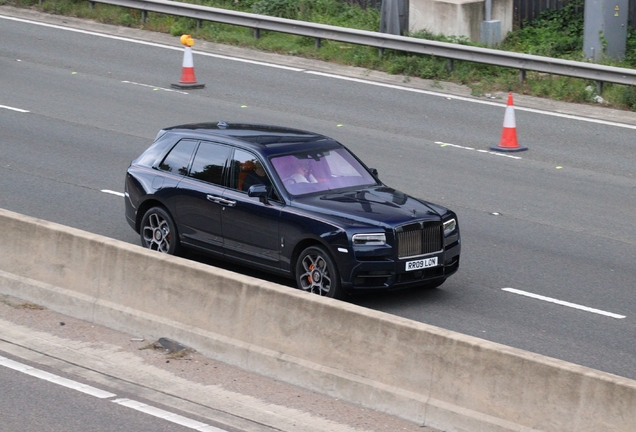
[{"left": 411, "top": 209, "right": 417, "bottom": 217}]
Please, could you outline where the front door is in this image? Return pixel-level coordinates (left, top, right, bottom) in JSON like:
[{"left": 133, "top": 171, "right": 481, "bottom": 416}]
[{"left": 221, "top": 149, "right": 282, "bottom": 270}]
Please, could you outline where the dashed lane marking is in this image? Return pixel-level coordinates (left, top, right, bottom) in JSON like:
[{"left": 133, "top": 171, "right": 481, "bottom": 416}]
[
  {"left": 101, "top": 189, "right": 125, "bottom": 197},
  {"left": 436, "top": 141, "right": 523, "bottom": 159},
  {"left": 122, "top": 81, "right": 189, "bottom": 94},
  {"left": 502, "top": 288, "right": 626, "bottom": 319},
  {"left": 0, "top": 104, "right": 29, "bottom": 113},
  {"left": 4, "top": 14, "right": 636, "bottom": 131}
]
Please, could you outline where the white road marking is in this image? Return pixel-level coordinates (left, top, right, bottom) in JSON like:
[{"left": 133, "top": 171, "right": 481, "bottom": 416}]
[
  {"left": 122, "top": 81, "right": 189, "bottom": 94},
  {"left": 0, "top": 15, "right": 302, "bottom": 71},
  {"left": 0, "top": 104, "right": 29, "bottom": 113},
  {"left": 0, "top": 356, "right": 116, "bottom": 398},
  {"left": 3, "top": 13, "right": 636, "bottom": 131},
  {"left": 502, "top": 288, "right": 626, "bottom": 319},
  {"left": 101, "top": 189, "right": 125, "bottom": 197},
  {"left": 0, "top": 356, "right": 227, "bottom": 430},
  {"left": 435, "top": 141, "right": 523, "bottom": 159},
  {"left": 305, "top": 71, "right": 636, "bottom": 130},
  {"left": 112, "top": 399, "right": 227, "bottom": 431}
]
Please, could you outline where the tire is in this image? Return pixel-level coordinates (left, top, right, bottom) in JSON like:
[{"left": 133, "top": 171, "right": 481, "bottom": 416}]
[
  {"left": 295, "top": 246, "right": 343, "bottom": 299},
  {"left": 140, "top": 206, "right": 180, "bottom": 255}
]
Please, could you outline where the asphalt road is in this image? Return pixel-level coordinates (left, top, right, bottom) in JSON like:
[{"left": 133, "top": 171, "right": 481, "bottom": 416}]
[
  {"left": 0, "top": 354, "right": 205, "bottom": 432},
  {"left": 2, "top": 7, "right": 636, "bottom": 384}
]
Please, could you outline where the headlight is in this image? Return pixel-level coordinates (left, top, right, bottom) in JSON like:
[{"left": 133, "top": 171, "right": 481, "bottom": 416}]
[
  {"left": 443, "top": 218, "right": 457, "bottom": 236},
  {"left": 352, "top": 233, "right": 386, "bottom": 246}
]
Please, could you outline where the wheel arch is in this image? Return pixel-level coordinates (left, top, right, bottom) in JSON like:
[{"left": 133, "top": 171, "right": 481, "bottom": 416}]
[
  {"left": 289, "top": 238, "right": 335, "bottom": 280},
  {"left": 136, "top": 199, "right": 171, "bottom": 233}
]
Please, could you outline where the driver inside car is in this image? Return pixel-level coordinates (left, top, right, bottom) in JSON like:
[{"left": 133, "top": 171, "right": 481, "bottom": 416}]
[
  {"left": 242, "top": 160, "right": 272, "bottom": 191},
  {"left": 290, "top": 161, "right": 317, "bottom": 183}
]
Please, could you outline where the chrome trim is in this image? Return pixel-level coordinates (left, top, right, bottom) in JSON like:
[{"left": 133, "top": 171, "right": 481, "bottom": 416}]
[{"left": 396, "top": 222, "right": 443, "bottom": 259}]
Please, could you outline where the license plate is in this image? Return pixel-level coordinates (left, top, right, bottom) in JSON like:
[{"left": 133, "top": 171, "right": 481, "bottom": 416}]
[{"left": 405, "top": 257, "right": 438, "bottom": 271}]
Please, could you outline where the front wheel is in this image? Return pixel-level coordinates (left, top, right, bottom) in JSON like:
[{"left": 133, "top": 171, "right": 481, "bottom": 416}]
[
  {"left": 140, "top": 206, "right": 180, "bottom": 255},
  {"left": 295, "top": 246, "right": 343, "bottom": 299}
]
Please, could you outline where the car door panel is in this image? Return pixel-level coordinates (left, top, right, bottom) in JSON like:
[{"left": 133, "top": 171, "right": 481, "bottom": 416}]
[
  {"left": 222, "top": 188, "right": 282, "bottom": 268},
  {"left": 174, "top": 141, "right": 231, "bottom": 253},
  {"left": 220, "top": 149, "right": 282, "bottom": 269}
]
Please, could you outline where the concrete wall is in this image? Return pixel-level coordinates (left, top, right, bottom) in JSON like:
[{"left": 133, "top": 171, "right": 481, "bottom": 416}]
[
  {"left": 1, "top": 207, "right": 635, "bottom": 432},
  {"left": 409, "top": 0, "right": 513, "bottom": 42}
]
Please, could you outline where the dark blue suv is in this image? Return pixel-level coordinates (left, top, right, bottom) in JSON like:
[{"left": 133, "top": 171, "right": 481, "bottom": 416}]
[{"left": 125, "top": 122, "right": 460, "bottom": 299}]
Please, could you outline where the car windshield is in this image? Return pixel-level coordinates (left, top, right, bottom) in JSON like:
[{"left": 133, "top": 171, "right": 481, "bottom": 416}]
[{"left": 270, "top": 147, "right": 377, "bottom": 196}]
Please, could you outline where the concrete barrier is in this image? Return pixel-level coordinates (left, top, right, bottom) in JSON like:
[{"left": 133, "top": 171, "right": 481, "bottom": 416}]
[{"left": 1, "top": 207, "right": 635, "bottom": 432}]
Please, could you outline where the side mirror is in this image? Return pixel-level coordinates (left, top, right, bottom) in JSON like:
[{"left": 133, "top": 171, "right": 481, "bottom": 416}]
[
  {"left": 369, "top": 168, "right": 379, "bottom": 178},
  {"left": 247, "top": 184, "right": 269, "bottom": 203}
]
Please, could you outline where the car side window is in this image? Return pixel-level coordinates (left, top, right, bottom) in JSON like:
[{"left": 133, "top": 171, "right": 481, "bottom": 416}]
[
  {"left": 158, "top": 139, "right": 197, "bottom": 175},
  {"left": 189, "top": 141, "right": 231, "bottom": 186},
  {"left": 231, "top": 149, "right": 280, "bottom": 201}
]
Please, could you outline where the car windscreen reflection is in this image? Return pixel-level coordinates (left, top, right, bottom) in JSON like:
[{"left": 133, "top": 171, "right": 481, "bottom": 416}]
[{"left": 271, "top": 148, "right": 377, "bottom": 196}]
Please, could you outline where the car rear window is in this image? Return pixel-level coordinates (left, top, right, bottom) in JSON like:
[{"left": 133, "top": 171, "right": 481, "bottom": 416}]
[
  {"left": 188, "top": 142, "right": 231, "bottom": 185},
  {"left": 159, "top": 139, "right": 197, "bottom": 176}
]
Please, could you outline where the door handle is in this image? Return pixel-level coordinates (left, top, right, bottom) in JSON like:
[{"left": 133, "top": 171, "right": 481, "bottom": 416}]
[
  {"left": 206, "top": 195, "right": 236, "bottom": 207},
  {"left": 217, "top": 197, "right": 236, "bottom": 207}
]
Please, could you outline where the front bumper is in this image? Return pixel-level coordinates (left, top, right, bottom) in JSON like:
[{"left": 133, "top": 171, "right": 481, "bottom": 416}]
[{"left": 339, "top": 240, "right": 461, "bottom": 291}]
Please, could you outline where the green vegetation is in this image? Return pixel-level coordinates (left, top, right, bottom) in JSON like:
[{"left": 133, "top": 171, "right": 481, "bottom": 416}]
[{"left": 5, "top": 0, "right": 636, "bottom": 110}]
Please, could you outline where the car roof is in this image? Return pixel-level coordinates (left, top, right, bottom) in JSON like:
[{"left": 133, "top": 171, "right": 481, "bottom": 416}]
[{"left": 160, "top": 122, "right": 341, "bottom": 156}]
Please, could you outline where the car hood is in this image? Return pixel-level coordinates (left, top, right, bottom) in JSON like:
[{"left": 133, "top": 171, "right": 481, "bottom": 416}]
[{"left": 291, "top": 186, "right": 447, "bottom": 228}]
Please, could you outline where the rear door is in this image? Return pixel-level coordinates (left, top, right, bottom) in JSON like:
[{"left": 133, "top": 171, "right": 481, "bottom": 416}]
[{"left": 175, "top": 141, "right": 231, "bottom": 254}]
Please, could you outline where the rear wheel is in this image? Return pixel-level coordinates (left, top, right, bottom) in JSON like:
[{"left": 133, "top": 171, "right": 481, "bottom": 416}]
[
  {"left": 295, "top": 246, "right": 343, "bottom": 299},
  {"left": 140, "top": 207, "right": 180, "bottom": 255}
]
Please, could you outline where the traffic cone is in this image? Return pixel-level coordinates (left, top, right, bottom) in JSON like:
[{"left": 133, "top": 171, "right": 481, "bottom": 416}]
[
  {"left": 490, "top": 92, "right": 527, "bottom": 152},
  {"left": 171, "top": 35, "right": 205, "bottom": 90}
]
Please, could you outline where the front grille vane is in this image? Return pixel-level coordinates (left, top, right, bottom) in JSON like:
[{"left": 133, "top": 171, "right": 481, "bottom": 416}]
[{"left": 396, "top": 222, "right": 443, "bottom": 259}]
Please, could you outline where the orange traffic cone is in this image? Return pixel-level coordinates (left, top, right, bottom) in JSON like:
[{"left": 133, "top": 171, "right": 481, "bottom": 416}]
[
  {"left": 171, "top": 35, "right": 205, "bottom": 90},
  {"left": 490, "top": 92, "right": 527, "bottom": 152}
]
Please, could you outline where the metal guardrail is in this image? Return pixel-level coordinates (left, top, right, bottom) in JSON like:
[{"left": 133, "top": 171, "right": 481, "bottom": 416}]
[{"left": 89, "top": 0, "right": 636, "bottom": 88}]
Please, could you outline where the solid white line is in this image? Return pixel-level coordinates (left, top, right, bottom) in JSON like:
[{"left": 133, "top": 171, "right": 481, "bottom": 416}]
[
  {"left": 0, "top": 356, "right": 225, "bottom": 430},
  {"left": 0, "top": 356, "right": 117, "bottom": 398},
  {"left": 306, "top": 72, "right": 636, "bottom": 130},
  {"left": 0, "top": 104, "right": 30, "bottom": 113},
  {"left": 112, "top": 398, "right": 227, "bottom": 431},
  {"left": 502, "top": 288, "right": 626, "bottom": 319},
  {"left": 3, "top": 13, "right": 636, "bottom": 129},
  {"left": 101, "top": 189, "right": 125, "bottom": 197},
  {"left": 0, "top": 14, "right": 303, "bottom": 71}
]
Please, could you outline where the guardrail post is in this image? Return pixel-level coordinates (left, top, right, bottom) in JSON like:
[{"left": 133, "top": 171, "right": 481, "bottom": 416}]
[
  {"left": 89, "top": 1, "right": 94, "bottom": 9},
  {"left": 315, "top": 38, "right": 321, "bottom": 49},
  {"left": 254, "top": 28, "right": 260, "bottom": 39},
  {"left": 197, "top": 19, "right": 202, "bottom": 30},
  {"left": 596, "top": 80, "right": 604, "bottom": 94},
  {"left": 447, "top": 59, "right": 454, "bottom": 73},
  {"left": 141, "top": 10, "right": 147, "bottom": 24},
  {"left": 519, "top": 69, "right": 526, "bottom": 84}
]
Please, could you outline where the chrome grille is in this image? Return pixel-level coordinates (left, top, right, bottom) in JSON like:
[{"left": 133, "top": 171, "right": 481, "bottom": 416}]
[{"left": 396, "top": 222, "right": 443, "bottom": 259}]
